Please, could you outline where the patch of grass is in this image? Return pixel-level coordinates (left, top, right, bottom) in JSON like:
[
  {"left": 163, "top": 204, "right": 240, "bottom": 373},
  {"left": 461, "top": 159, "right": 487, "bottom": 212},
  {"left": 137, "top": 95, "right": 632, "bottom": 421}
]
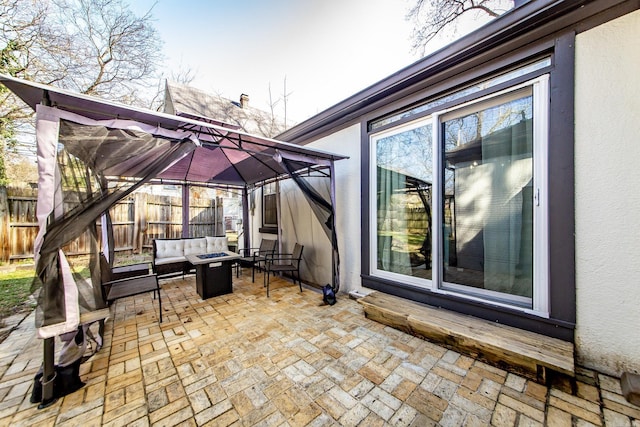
[
  {"left": 71, "top": 265, "right": 91, "bottom": 280},
  {"left": 0, "top": 269, "right": 37, "bottom": 319}
]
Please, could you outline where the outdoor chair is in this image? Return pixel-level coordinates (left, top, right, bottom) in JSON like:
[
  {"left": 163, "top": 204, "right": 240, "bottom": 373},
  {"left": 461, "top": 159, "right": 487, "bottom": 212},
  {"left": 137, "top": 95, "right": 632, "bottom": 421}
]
[
  {"left": 100, "top": 253, "right": 150, "bottom": 282},
  {"left": 100, "top": 253, "right": 163, "bottom": 323},
  {"left": 238, "top": 239, "right": 277, "bottom": 282},
  {"left": 264, "top": 243, "right": 304, "bottom": 297}
]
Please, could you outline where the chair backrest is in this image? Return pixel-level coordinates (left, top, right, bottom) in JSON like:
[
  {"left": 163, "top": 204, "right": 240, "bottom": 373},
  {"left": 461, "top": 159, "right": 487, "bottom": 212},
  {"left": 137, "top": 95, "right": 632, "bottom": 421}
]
[
  {"left": 292, "top": 243, "right": 304, "bottom": 266},
  {"left": 99, "top": 252, "right": 113, "bottom": 283},
  {"left": 259, "top": 239, "right": 277, "bottom": 254}
]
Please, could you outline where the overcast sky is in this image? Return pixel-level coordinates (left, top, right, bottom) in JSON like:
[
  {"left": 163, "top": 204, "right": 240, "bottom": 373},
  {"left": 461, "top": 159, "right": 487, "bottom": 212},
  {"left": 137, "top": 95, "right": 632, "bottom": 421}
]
[{"left": 131, "top": 0, "right": 498, "bottom": 124}]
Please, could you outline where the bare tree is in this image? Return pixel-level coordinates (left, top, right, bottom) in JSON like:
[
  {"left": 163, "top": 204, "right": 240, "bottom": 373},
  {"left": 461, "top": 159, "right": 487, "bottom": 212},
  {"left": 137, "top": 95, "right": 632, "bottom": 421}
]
[
  {"left": 2, "top": 0, "right": 162, "bottom": 115},
  {"left": 151, "top": 66, "right": 197, "bottom": 111},
  {"left": 0, "top": 0, "right": 50, "bottom": 184},
  {"left": 48, "top": 0, "right": 162, "bottom": 105},
  {"left": 281, "top": 76, "right": 293, "bottom": 128},
  {"left": 260, "top": 77, "right": 292, "bottom": 136},
  {"left": 266, "top": 82, "right": 281, "bottom": 132},
  {"left": 407, "top": 0, "right": 513, "bottom": 56},
  {"left": 0, "top": 0, "right": 163, "bottom": 184}
]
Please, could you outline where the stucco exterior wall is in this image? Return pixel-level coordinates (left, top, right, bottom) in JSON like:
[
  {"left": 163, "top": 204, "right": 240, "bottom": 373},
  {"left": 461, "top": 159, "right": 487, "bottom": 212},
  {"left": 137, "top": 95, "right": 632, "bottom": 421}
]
[
  {"left": 574, "top": 9, "right": 640, "bottom": 376},
  {"left": 306, "top": 124, "right": 363, "bottom": 294}
]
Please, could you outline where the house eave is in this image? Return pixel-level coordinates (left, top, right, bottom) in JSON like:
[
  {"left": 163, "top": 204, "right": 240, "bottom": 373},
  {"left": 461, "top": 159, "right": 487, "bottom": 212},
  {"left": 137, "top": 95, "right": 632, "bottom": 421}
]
[{"left": 278, "top": 0, "right": 637, "bottom": 144}]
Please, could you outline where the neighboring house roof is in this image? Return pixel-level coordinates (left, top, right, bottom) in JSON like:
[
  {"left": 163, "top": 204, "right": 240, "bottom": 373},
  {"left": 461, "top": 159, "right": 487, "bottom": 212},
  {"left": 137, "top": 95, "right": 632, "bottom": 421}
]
[{"left": 163, "top": 81, "right": 288, "bottom": 138}]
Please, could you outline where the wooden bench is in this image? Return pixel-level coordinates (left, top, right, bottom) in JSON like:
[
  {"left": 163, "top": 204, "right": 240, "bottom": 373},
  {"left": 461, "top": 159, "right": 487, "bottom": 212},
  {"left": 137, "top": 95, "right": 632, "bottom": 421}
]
[{"left": 357, "top": 291, "right": 574, "bottom": 382}]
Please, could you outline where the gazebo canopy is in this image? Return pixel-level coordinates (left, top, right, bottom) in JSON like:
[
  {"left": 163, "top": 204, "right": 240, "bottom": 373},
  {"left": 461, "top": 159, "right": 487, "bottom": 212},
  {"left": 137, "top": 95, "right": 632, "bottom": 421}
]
[
  {"left": 2, "top": 72, "right": 348, "bottom": 334},
  {"left": 0, "top": 74, "right": 347, "bottom": 187}
]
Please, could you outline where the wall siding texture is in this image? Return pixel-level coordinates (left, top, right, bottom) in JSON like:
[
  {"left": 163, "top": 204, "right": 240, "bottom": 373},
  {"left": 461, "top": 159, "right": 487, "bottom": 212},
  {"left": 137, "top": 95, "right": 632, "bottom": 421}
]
[{"left": 575, "top": 9, "right": 640, "bottom": 376}]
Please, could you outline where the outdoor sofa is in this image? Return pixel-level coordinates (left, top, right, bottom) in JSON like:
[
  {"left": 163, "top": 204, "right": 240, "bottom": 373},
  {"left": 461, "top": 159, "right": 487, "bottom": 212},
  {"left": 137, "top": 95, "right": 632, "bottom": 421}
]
[{"left": 152, "top": 236, "right": 229, "bottom": 278}]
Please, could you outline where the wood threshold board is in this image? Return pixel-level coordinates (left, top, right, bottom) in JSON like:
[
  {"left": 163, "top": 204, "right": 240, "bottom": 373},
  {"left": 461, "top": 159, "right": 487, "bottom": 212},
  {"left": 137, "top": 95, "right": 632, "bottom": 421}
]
[{"left": 357, "top": 291, "right": 574, "bottom": 382}]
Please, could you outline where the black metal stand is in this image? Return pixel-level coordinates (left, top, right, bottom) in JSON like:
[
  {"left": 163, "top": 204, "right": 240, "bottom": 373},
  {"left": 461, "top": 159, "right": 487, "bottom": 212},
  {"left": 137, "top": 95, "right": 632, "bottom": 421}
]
[
  {"left": 195, "top": 261, "right": 233, "bottom": 299},
  {"left": 39, "top": 337, "right": 57, "bottom": 409}
]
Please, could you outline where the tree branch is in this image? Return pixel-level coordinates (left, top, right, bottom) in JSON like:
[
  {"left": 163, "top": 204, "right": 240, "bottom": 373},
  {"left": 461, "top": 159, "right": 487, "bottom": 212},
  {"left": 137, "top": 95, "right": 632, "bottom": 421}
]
[{"left": 407, "top": 0, "right": 512, "bottom": 56}]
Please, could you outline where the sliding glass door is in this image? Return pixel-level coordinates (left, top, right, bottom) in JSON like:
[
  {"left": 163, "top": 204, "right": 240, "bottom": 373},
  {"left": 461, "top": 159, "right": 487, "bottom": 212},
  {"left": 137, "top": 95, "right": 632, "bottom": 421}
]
[
  {"left": 441, "top": 88, "right": 534, "bottom": 306},
  {"left": 370, "top": 76, "right": 549, "bottom": 313}
]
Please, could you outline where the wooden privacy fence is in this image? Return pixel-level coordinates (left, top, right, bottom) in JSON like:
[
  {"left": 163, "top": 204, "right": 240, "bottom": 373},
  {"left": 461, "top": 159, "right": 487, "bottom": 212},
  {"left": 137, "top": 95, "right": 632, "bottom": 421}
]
[{"left": 0, "top": 186, "right": 224, "bottom": 263}]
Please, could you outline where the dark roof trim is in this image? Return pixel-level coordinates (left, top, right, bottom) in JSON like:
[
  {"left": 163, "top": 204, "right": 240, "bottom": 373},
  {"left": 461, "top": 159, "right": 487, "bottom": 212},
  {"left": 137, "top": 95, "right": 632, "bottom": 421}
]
[{"left": 279, "top": 0, "right": 638, "bottom": 144}]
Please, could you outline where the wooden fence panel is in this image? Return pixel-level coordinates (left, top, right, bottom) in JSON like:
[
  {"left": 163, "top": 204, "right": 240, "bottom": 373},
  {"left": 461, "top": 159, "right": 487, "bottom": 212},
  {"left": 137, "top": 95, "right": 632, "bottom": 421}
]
[
  {"left": 110, "top": 198, "right": 135, "bottom": 252},
  {"left": 188, "top": 195, "right": 224, "bottom": 237},
  {"left": 61, "top": 193, "right": 92, "bottom": 256},
  {"left": 144, "top": 194, "right": 183, "bottom": 244},
  {"left": 0, "top": 187, "right": 9, "bottom": 261},
  {"left": 6, "top": 188, "right": 38, "bottom": 260},
  {"left": 1, "top": 187, "right": 226, "bottom": 262}
]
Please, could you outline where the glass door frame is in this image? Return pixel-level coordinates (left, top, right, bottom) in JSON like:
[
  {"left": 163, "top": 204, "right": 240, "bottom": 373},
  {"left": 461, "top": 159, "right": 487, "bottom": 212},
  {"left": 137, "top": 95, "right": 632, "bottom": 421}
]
[{"left": 369, "top": 116, "right": 434, "bottom": 289}]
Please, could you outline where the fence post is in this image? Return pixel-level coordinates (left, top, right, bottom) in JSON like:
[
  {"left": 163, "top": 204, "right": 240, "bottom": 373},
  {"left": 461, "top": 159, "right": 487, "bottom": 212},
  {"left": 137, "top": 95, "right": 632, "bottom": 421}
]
[
  {"left": 133, "top": 192, "right": 148, "bottom": 253},
  {"left": 182, "top": 184, "right": 190, "bottom": 238},
  {"left": 0, "top": 187, "right": 9, "bottom": 263},
  {"left": 215, "top": 196, "right": 223, "bottom": 236}
]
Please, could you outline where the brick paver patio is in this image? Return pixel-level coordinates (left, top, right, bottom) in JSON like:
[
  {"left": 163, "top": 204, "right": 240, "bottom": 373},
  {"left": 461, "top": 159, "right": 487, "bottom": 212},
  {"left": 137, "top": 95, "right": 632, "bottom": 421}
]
[{"left": 0, "top": 271, "right": 638, "bottom": 426}]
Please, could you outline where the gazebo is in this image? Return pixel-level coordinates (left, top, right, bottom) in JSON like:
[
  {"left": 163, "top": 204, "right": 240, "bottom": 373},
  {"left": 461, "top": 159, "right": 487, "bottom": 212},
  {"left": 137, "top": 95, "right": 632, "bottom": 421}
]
[{"left": 0, "top": 74, "right": 348, "bottom": 408}]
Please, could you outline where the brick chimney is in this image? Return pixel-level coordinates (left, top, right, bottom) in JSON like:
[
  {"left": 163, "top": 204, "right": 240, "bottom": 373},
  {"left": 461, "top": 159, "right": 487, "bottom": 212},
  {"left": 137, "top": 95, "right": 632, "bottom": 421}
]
[{"left": 240, "top": 93, "right": 249, "bottom": 108}]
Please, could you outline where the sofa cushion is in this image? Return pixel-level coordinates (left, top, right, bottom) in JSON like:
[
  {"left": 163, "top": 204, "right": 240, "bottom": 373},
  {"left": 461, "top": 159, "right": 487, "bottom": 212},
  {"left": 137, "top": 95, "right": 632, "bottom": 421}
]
[
  {"left": 154, "top": 256, "right": 186, "bottom": 266},
  {"left": 155, "top": 239, "right": 184, "bottom": 259},
  {"left": 206, "top": 236, "right": 229, "bottom": 253},
  {"left": 184, "top": 238, "right": 207, "bottom": 255}
]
